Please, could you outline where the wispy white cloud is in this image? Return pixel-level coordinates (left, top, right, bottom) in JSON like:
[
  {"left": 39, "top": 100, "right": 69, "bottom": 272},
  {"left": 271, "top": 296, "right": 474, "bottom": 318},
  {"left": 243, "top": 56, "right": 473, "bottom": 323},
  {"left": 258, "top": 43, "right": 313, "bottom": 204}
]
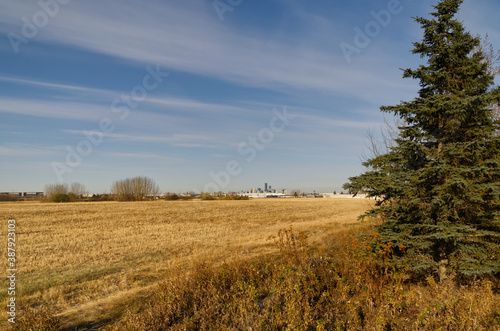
[
  {"left": 296, "top": 113, "right": 382, "bottom": 130},
  {"left": 146, "top": 96, "right": 259, "bottom": 116},
  {"left": 0, "top": 97, "right": 110, "bottom": 121},
  {"left": 0, "top": 143, "right": 58, "bottom": 157},
  {"left": 0, "top": 79, "right": 270, "bottom": 127},
  {"left": 63, "top": 130, "right": 220, "bottom": 149},
  {"left": 0, "top": 0, "right": 416, "bottom": 104},
  {"left": 0, "top": 76, "right": 113, "bottom": 97},
  {"left": 109, "top": 152, "right": 186, "bottom": 163}
]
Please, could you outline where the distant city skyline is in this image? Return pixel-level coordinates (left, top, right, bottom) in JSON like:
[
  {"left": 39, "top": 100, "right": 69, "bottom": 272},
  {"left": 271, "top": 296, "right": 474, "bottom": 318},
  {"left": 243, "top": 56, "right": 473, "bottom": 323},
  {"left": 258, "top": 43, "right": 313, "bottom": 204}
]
[{"left": 1, "top": 0, "right": 498, "bottom": 193}]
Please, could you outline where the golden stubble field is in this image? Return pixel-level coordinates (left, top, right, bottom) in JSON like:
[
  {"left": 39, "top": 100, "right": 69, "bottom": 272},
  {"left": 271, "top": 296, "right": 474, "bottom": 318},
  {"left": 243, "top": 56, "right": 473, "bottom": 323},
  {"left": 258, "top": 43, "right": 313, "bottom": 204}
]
[{"left": 0, "top": 198, "right": 373, "bottom": 328}]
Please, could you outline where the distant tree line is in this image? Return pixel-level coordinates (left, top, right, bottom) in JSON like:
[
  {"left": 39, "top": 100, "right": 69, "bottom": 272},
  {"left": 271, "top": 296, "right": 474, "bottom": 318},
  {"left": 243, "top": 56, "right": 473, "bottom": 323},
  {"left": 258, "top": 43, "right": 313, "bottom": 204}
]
[
  {"left": 41, "top": 177, "right": 161, "bottom": 203},
  {"left": 40, "top": 176, "right": 256, "bottom": 203}
]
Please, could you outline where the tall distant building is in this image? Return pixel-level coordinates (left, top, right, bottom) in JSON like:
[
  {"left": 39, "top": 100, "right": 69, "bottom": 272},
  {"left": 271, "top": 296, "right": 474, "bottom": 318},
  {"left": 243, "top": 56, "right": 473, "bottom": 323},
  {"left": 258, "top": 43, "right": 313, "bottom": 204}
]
[{"left": 265, "top": 183, "right": 268, "bottom": 192}]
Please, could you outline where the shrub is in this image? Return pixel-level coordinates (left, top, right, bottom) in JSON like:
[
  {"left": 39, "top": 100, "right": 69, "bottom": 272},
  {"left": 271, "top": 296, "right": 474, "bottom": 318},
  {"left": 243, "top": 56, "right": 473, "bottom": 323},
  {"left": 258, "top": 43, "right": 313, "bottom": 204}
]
[
  {"left": 52, "top": 193, "right": 71, "bottom": 203},
  {"left": 201, "top": 193, "right": 216, "bottom": 200},
  {"left": 164, "top": 193, "right": 180, "bottom": 201},
  {"left": 0, "top": 194, "right": 19, "bottom": 202}
]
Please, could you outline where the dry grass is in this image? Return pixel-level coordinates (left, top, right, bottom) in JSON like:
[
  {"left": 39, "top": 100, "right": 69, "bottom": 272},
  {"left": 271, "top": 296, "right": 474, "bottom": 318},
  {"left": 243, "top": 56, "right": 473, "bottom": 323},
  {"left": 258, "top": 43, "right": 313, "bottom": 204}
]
[
  {"left": 3, "top": 199, "right": 498, "bottom": 330},
  {"left": 112, "top": 222, "right": 500, "bottom": 331},
  {"left": 0, "top": 198, "right": 373, "bottom": 329}
]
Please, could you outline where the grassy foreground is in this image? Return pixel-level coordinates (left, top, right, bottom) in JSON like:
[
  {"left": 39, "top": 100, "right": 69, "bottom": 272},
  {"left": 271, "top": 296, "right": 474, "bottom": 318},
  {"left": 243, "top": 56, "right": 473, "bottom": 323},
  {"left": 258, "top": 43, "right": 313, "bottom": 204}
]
[
  {"left": 1, "top": 199, "right": 498, "bottom": 330},
  {"left": 0, "top": 198, "right": 370, "bottom": 329}
]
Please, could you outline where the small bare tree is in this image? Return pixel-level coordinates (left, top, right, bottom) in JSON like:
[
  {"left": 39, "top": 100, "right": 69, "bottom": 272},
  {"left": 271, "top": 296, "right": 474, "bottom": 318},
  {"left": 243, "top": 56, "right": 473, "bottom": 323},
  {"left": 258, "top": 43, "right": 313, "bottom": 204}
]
[
  {"left": 44, "top": 182, "right": 87, "bottom": 201},
  {"left": 69, "top": 182, "right": 87, "bottom": 197},
  {"left": 44, "top": 183, "right": 69, "bottom": 200},
  {"left": 475, "top": 34, "right": 500, "bottom": 79},
  {"left": 363, "top": 115, "right": 403, "bottom": 161},
  {"left": 111, "top": 176, "right": 160, "bottom": 201},
  {"left": 474, "top": 34, "right": 499, "bottom": 134}
]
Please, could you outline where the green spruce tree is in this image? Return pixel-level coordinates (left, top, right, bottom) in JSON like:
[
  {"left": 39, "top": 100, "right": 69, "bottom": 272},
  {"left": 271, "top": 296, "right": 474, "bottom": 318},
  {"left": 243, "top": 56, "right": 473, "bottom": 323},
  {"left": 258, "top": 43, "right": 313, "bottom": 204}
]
[{"left": 344, "top": 0, "right": 500, "bottom": 278}]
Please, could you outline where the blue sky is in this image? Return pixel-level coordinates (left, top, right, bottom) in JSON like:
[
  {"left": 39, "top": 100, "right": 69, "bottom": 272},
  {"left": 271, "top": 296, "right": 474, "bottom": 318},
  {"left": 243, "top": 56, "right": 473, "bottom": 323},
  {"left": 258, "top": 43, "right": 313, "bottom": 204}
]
[{"left": 0, "top": 0, "right": 499, "bottom": 194}]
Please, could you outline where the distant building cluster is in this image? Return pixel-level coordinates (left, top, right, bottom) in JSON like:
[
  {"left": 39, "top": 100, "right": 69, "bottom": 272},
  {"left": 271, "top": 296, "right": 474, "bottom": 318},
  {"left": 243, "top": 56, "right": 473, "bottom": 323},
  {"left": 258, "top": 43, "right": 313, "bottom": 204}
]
[
  {"left": 238, "top": 183, "right": 288, "bottom": 198},
  {"left": 235, "top": 183, "right": 368, "bottom": 199},
  {"left": 0, "top": 192, "right": 43, "bottom": 200}
]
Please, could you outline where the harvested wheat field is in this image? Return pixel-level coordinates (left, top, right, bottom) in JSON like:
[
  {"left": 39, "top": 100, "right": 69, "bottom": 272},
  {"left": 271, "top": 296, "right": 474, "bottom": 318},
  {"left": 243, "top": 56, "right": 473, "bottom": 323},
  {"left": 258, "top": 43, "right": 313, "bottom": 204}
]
[{"left": 0, "top": 198, "right": 373, "bottom": 329}]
